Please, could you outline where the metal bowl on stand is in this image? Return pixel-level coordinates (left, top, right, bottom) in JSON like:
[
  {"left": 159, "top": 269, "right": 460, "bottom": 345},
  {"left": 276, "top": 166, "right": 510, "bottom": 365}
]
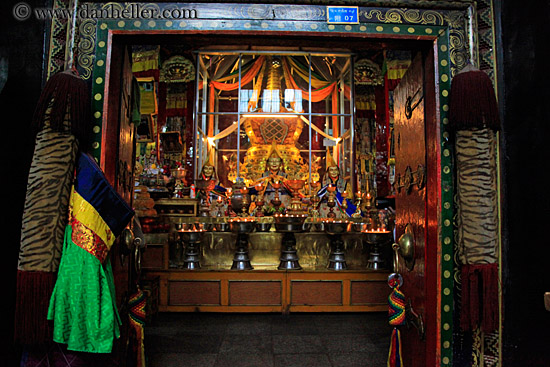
[
  {"left": 175, "top": 223, "right": 205, "bottom": 270},
  {"left": 229, "top": 218, "right": 256, "bottom": 270},
  {"left": 274, "top": 214, "right": 310, "bottom": 232},
  {"left": 274, "top": 215, "right": 309, "bottom": 270},
  {"left": 362, "top": 229, "right": 393, "bottom": 270},
  {"left": 229, "top": 218, "right": 256, "bottom": 234},
  {"left": 256, "top": 222, "right": 272, "bottom": 232},
  {"left": 324, "top": 220, "right": 351, "bottom": 270}
]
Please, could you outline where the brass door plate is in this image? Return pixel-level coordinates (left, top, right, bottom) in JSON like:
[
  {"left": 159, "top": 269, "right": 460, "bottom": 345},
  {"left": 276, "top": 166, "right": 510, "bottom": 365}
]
[
  {"left": 545, "top": 292, "right": 550, "bottom": 312},
  {"left": 400, "top": 224, "right": 415, "bottom": 271}
]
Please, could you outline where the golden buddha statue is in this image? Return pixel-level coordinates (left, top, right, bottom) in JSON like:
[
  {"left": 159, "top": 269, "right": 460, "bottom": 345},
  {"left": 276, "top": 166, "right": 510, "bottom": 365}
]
[
  {"left": 236, "top": 56, "right": 309, "bottom": 184},
  {"left": 252, "top": 142, "right": 292, "bottom": 215}
]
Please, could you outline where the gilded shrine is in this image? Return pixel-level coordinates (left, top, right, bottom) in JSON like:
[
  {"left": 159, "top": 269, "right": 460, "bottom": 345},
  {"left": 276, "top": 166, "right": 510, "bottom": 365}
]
[{"left": 132, "top": 46, "right": 400, "bottom": 314}]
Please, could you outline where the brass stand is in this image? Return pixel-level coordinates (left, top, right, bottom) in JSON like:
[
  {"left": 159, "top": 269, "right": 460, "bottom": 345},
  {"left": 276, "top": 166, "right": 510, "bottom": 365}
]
[
  {"left": 232, "top": 233, "right": 254, "bottom": 270},
  {"left": 275, "top": 215, "right": 307, "bottom": 270},
  {"left": 324, "top": 220, "right": 351, "bottom": 270},
  {"left": 278, "top": 232, "right": 302, "bottom": 270},
  {"left": 327, "top": 235, "right": 346, "bottom": 270},
  {"left": 363, "top": 231, "right": 392, "bottom": 270},
  {"left": 229, "top": 219, "right": 256, "bottom": 270},
  {"left": 179, "top": 230, "right": 204, "bottom": 270}
]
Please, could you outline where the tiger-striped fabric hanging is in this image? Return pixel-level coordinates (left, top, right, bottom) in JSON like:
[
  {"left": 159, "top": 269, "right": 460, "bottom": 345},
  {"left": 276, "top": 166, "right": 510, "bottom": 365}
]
[
  {"left": 449, "top": 65, "right": 501, "bottom": 334},
  {"left": 455, "top": 128, "right": 499, "bottom": 333},
  {"left": 456, "top": 128, "right": 499, "bottom": 265},
  {"left": 15, "top": 70, "right": 89, "bottom": 346},
  {"left": 18, "top": 128, "right": 78, "bottom": 272}
]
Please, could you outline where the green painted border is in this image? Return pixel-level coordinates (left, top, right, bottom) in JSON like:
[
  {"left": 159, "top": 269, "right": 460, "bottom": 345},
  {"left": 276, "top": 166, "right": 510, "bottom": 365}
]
[
  {"left": 89, "top": 17, "right": 454, "bottom": 367},
  {"left": 437, "top": 28, "right": 454, "bottom": 367}
]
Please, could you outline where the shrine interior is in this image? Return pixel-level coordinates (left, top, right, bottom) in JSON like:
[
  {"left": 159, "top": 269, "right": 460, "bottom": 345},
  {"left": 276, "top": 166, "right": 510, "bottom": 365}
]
[
  {"left": 124, "top": 33, "right": 430, "bottom": 314},
  {"left": 4, "top": 1, "right": 549, "bottom": 366}
]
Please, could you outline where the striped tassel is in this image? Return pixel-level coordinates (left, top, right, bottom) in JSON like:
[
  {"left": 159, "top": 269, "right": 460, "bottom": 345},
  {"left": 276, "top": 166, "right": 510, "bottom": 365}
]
[
  {"left": 388, "top": 278, "right": 406, "bottom": 367},
  {"left": 129, "top": 289, "right": 147, "bottom": 367},
  {"left": 388, "top": 327, "right": 404, "bottom": 367},
  {"left": 389, "top": 284, "right": 406, "bottom": 326}
]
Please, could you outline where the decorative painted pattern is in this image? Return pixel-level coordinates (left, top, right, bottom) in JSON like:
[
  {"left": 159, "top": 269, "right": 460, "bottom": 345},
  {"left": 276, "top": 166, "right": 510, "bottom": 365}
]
[{"left": 46, "top": 0, "right": 70, "bottom": 78}]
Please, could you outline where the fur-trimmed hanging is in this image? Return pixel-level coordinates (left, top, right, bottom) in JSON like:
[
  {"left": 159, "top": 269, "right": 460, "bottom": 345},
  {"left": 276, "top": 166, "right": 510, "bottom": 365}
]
[
  {"left": 449, "top": 65, "right": 501, "bottom": 333},
  {"left": 448, "top": 64, "right": 500, "bottom": 132},
  {"left": 32, "top": 69, "right": 91, "bottom": 149},
  {"left": 15, "top": 69, "right": 90, "bottom": 346}
]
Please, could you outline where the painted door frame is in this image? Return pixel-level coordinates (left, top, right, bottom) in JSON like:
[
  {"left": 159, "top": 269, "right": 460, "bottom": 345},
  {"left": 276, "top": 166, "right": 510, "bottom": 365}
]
[{"left": 56, "top": 2, "right": 493, "bottom": 366}]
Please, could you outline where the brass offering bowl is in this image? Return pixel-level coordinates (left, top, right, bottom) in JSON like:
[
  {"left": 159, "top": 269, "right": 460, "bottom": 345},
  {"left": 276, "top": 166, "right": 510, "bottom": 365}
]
[
  {"left": 229, "top": 218, "right": 256, "bottom": 234},
  {"left": 274, "top": 214, "right": 310, "bottom": 232},
  {"left": 324, "top": 220, "right": 351, "bottom": 235},
  {"left": 255, "top": 222, "right": 272, "bottom": 232},
  {"left": 362, "top": 229, "right": 392, "bottom": 244},
  {"left": 178, "top": 230, "right": 203, "bottom": 243},
  {"left": 175, "top": 223, "right": 205, "bottom": 242},
  {"left": 175, "top": 224, "right": 205, "bottom": 270},
  {"left": 285, "top": 179, "right": 306, "bottom": 214},
  {"left": 362, "top": 229, "right": 393, "bottom": 270},
  {"left": 286, "top": 179, "right": 305, "bottom": 192}
]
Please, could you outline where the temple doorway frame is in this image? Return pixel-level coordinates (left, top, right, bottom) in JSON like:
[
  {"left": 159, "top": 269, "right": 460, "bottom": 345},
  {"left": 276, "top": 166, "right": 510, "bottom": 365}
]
[{"left": 44, "top": 2, "right": 499, "bottom": 366}]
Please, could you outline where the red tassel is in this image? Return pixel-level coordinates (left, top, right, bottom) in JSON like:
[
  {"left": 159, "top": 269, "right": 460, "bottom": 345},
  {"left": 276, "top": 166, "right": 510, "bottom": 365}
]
[
  {"left": 482, "top": 264, "right": 499, "bottom": 332},
  {"left": 468, "top": 265, "right": 480, "bottom": 329},
  {"left": 14, "top": 270, "right": 57, "bottom": 345},
  {"left": 460, "top": 263, "right": 499, "bottom": 332},
  {"left": 32, "top": 70, "right": 91, "bottom": 148},
  {"left": 449, "top": 67, "right": 500, "bottom": 131}
]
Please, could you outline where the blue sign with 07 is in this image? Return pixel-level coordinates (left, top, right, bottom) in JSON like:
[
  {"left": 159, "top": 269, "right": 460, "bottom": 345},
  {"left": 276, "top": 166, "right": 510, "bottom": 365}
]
[{"left": 326, "top": 6, "right": 359, "bottom": 24}]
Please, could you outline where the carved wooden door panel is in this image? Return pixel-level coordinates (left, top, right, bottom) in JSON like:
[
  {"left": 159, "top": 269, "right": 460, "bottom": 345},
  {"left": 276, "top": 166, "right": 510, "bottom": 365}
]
[
  {"left": 102, "top": 43, "right": 137, "bottom": 366},
  {"left": 393, "top": 50, "right": 438, "bottom": 367},
  {"left": 116, "top": 47, "right": 135, "bottom": 207}
]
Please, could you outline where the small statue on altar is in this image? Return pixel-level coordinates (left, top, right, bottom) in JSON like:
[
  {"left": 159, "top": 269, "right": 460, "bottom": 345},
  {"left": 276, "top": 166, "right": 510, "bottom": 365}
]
[
  {"left": 317, "top": 149, "right": 356, "bottom": 218},
  {"left": 173, "top": 179, "right": 184, "bottom": 198},
  {"left": 254, "top": 142, "right": 291, "bottom": 215},
  {"left": 197, "top": 151, "right": 227, "bottom": 216}
]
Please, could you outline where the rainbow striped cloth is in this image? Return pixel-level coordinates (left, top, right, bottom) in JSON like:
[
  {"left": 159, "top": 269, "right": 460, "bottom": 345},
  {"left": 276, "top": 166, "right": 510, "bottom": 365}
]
[
  {"left": 69, "top": 153, "right": 134, "bottom": 262},
  {"left": 48, "top": 153, "right": 134, "bottom": 353}
]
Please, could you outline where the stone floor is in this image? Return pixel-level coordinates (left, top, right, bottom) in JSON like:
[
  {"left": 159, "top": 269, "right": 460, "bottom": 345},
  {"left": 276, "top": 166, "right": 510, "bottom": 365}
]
[{"left": 145, "top": 312, "right": 392, "bottom": 367}]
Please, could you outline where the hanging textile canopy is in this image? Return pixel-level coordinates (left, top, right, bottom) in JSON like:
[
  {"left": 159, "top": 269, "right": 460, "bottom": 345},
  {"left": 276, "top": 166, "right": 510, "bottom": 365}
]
[
  {"left": 202, "top": 55, "right": 351, "bottom": 102},
  {"left": 210, "top": 56, "right": 266, "bottom": 91}
]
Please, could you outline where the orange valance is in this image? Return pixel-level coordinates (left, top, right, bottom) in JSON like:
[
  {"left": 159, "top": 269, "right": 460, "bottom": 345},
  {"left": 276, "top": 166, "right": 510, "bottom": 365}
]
[
  {"left": 210, "top": 56, "right": 265, "bottom": 91},
  {"left": 282, "top": 58, "right": 337, "bottom": 103}
]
